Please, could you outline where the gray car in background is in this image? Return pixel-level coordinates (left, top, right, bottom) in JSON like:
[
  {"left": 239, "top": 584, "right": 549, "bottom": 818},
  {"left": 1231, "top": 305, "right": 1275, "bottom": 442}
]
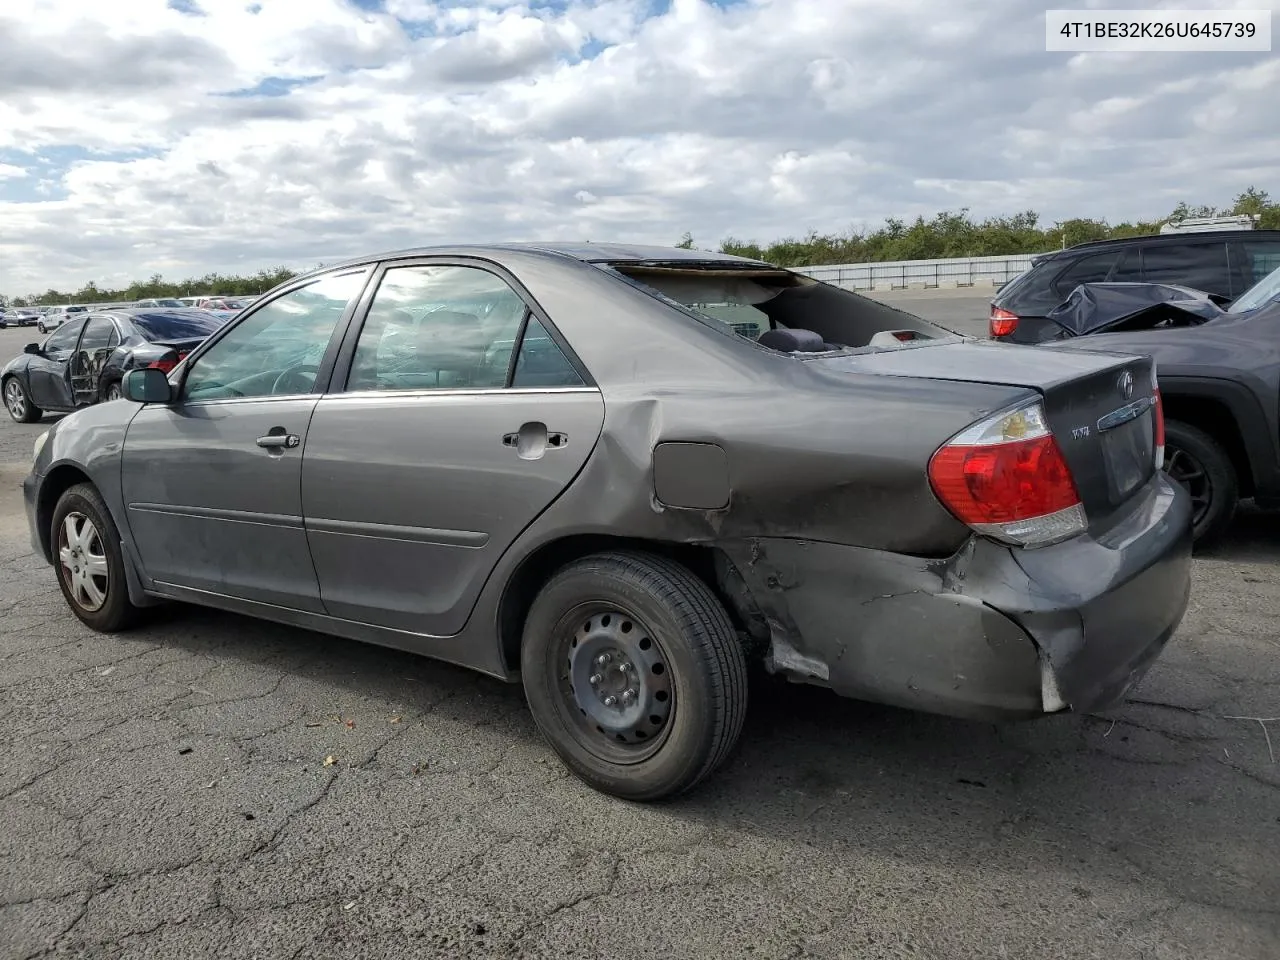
[{"left": 23, "top": 243, "right": 1191, "bottom": 800}]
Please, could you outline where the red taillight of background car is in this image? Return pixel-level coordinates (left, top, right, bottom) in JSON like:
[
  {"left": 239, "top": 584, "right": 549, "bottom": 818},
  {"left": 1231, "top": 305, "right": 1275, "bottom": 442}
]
[
  {"left": 928, "top": 399, "right": 1085, "bottom": 548},
  {"left": 989, "top": 306, "right": 1019, "bottom": 338},
  {"left": 145, "top": 350, "right": 187, "bottom": 375}
]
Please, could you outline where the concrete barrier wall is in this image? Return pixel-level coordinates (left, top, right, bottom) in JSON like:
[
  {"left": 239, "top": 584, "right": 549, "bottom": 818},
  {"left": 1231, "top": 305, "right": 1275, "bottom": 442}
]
[{"left": 792, "top": 253, "right": 1045, "bottom": 291}]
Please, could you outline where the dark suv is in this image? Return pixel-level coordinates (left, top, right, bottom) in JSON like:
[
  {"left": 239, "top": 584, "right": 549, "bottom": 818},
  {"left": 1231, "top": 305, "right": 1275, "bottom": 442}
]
[{"left": 989, "top": 230, "right": 1280, "bottom": 343}]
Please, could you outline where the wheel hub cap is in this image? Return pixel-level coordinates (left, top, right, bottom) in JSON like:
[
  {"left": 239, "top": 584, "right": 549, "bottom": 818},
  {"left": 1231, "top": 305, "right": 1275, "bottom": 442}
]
[
  {"left": 57, "top": 512, "right": 108, "bottom": 612},
  {"left": 566, "top": 611, "right": 672, "bottom": 746}
]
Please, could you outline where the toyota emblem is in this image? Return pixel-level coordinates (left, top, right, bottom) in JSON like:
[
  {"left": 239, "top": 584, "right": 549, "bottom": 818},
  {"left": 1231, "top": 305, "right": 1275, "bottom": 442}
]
[{"left": 1118, "top": 370, "right": 1134, "bottom": 400}]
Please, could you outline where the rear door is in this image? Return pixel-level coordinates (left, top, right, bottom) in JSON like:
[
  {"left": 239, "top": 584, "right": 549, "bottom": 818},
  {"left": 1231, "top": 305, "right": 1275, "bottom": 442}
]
[
  {"left": 70, "top": 316, "right": 120, "bottom": 405},
  {"left": 301, "top": 260, "right": 605, "bottom": 635},
  {"left": 27, "top": 318, "right": 85, "bottom": 410},
  {"left": 1138, "top": 239, "right": 1232, "bottom": 298}
]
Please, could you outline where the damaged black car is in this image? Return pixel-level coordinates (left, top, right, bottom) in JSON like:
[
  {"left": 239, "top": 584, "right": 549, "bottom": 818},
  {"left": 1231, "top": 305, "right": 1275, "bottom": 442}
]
[{"left": 1036, "top": 264, "right": 1280, "bottom": 544}]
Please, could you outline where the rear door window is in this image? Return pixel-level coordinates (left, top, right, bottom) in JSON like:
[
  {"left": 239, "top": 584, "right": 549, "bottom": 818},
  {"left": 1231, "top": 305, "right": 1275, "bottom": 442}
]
[
  {"left": 1237, "top": 239, "right": 1280, "bottom": 289},
  {"left": 1051, "top": 251, "right": 1122, "bottom": 296},
  {"left": 510, "top": 317, "right": 585, "bottom": 388},
  {"left": 1139, "top": 241, "right": 1231, "bottom": 296},
  {"left": 1110, "top": 248, "right": 1144, "bottom": 282}
]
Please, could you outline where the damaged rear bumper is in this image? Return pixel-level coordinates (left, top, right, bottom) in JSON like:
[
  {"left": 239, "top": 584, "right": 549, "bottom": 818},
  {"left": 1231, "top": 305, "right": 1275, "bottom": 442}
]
[{"left": 720, "top": 473, "right": 1192, "bottom": 721}]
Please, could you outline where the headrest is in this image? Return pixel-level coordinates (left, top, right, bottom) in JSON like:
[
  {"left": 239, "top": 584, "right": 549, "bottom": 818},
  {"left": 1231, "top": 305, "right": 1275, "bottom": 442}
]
[{"left": 758, "top": 327, "right": 828, "bottom": 353}]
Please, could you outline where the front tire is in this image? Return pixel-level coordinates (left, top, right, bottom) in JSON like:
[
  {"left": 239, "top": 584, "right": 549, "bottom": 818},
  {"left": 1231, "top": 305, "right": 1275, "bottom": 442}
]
[
  {"left": 51, "top": 483, "right": 141, "bottom": 632},
  {"left": 521, "top": 550, "right": 748, "bottom": 801},
  {"left": 3, "top": 377, "right": 41, "bottom": 423},
  {"left": 102, "top": 380, "right": 122, "bottom": 402},
  {"left": 1163, "top": 420, "right": 1237, "bottom": 546}
]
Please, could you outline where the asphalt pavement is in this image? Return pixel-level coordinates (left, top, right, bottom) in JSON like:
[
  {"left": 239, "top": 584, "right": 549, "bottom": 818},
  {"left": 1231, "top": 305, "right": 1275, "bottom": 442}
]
[{"left": 0, "top": 304, "right": 1277, "bottom": 960}]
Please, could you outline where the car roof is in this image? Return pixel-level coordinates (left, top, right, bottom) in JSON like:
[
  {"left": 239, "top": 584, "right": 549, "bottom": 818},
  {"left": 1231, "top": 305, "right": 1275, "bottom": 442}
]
[
  {"left": 1058, "top": 229, "right": 1280, "bottom": 257},
  {"left": 289, "top": 242, "right": 772, "bottom": 283}
]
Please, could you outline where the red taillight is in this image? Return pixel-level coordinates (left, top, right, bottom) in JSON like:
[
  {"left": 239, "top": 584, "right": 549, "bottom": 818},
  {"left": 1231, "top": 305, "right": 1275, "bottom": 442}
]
[
  {"left": 928, "top": 399, "right": 1085, "bottom": 548},
  {"left": 146, "top": 351, "right": 186, "bottom": 375},
  {"left": 989, "top": 306, "right": 1019, "bottom": 338}
]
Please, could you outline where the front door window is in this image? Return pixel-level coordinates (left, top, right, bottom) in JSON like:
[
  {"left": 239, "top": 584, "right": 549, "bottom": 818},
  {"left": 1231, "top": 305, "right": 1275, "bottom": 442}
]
[{"left": 181, "top": 271, "right": 368, "bottom": 402}]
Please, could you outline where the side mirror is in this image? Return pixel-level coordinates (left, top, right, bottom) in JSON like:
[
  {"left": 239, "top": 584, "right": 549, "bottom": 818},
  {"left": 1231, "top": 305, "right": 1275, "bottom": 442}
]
[
  {"left": 122, "top": 368, "right": 173, "bottom": 404},
  {"left": 24, "top": 343, "right": 41, "bottom": 355}
]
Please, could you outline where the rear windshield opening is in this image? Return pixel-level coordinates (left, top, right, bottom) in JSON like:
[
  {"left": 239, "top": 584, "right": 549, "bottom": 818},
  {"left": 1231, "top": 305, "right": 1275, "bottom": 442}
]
[{"left": 608, "top": 264, "right": 951, "bottom": 353}]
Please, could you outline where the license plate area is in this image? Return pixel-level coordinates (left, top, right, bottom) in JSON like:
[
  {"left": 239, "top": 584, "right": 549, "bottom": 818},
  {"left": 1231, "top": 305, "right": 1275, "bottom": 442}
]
[{"left": 1101, "top": 412, "right": 1155, "bottom": 502}]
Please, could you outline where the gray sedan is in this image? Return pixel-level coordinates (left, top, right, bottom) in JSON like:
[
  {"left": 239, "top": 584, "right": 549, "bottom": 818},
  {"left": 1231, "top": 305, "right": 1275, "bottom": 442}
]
[{"left": 23, "top": 243, "right": 1192, "bottom": 800}]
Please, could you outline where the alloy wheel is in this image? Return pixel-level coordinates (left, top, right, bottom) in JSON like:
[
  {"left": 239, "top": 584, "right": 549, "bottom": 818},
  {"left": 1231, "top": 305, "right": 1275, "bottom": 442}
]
[
  {"left": 57, "top": 512, "right": 110, "bottom": 612},
  {"left": 4, "top": 380, "right": 26, "bottom": 421},
  {"left": 106, "top": 383, "right": 121, "bottom": 401},
  {"left": 557, "top": 605, "right": 675, "bottom": 764},
  {"left": 1163, "top": 444, "right": 1212, "bottom": 528}
]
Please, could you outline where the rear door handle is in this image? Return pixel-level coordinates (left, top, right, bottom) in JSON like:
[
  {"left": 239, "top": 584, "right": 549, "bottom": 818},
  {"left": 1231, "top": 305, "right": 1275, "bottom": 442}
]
[
  {"left": 256, "top": 433, "right": 300, "bottom": 449},
  {"left": 502, "top": 431, "right": 568, "bottom": 448}
]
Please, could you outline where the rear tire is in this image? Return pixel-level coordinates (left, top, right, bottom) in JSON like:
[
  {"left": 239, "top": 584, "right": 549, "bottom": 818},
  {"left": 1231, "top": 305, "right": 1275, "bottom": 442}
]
[
  {"left": 51, "top": 483, "right": 142, "bottom": 632},
  {"left": 521, "top": 550, "right": 748, "bottom": 801},
  {"left": 1163, "top": 420, "right": 1237, "bottom": 547}
]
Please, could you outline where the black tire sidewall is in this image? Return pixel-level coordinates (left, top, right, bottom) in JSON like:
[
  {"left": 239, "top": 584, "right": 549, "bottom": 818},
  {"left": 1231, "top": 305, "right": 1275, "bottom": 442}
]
[
  {"left": 1164, "top": 420, "right": 1237, "bottom": 545},
  {"left": 51, "top": 483, "right": 137, "bottom": 631},
  {"left": 522, "top": 557, "right": 734, "bottom": 801}
]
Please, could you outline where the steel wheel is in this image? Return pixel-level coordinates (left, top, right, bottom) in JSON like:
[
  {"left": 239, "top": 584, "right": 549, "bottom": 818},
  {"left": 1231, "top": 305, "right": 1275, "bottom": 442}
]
[
  {"left": 57, "top": 512, "right": 110, "bottom": 612},
  {"left": 557, "top": 604, "right": 675, "bottom": 764},
  {"left": 4, "top": 380, "right": 26, "bottom": 421},
  {"left": 1163, "top": 444, "right": 1212, "bottom": 529}
]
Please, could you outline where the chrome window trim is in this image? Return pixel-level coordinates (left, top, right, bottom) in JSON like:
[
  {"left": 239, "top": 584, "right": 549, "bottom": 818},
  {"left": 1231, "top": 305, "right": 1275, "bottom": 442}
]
[{"left": 173, "top": 385, "right": 601, "bottom": 409}]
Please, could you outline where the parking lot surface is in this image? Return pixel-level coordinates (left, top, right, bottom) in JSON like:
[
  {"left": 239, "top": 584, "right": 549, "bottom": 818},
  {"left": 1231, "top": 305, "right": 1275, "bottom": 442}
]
[{"left": 0, "top": 312, "right": 1276, "bottom": 960}]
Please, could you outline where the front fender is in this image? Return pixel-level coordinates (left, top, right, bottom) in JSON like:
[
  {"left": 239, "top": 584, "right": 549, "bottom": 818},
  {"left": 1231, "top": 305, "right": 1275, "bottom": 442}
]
[{"left": 31, "top": 401, "right": 140, "bottom": 555}]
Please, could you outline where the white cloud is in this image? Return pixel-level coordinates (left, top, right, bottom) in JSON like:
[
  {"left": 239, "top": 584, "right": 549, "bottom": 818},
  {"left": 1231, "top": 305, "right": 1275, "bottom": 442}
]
[{"left": 0, "top": 0, "right": 1277, "bottom": 294}]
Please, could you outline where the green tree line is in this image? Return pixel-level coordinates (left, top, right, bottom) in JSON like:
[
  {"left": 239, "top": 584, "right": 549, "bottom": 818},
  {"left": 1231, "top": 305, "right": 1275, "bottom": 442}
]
[
  {"left": 5, "top": 266, "right": 301, "bottom": 308},
  {"left": 701, "top": 186, "right": 1279, "bottom": 267},
  {"left": 5, "top": 188, "right": 1276, "bottom": 307}
]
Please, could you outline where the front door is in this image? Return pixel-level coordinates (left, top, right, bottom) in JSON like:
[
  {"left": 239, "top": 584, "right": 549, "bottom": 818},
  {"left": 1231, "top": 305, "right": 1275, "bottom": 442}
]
[
  {"left": 120, "top": 269, "right": 370, "bottom": 610},
  {"left": 27, "top": 318, "right": 85, "bottom": 411},
  {"left": 301, "top": 262, "right": 605, "bottom": 635},
  {"left": 70, "top": 316, "right": 120, "bottom": 405}
]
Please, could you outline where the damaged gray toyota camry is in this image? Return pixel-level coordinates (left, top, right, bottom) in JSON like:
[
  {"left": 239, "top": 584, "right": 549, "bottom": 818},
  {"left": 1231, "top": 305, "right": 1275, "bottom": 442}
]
[{"left": 24, "top": 243, "right": 1192, "bottom": 800}]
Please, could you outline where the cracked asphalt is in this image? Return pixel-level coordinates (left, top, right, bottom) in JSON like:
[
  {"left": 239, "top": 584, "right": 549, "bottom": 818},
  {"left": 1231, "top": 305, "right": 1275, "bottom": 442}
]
[{"left": 0, "top": 319, "right": 1277, "bottom": 960}]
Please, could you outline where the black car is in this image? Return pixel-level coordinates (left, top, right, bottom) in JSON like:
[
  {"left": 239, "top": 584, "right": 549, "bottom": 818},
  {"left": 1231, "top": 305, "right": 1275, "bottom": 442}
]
[
  {"left": 2, "top": 309, "right": 225, "bottom": 423},
  {"left": 1040, "top": 263, "right": 1280, "bottom": 544},
  {"left": 990, "top": 229, "right": 1280, "bottom": 343}
]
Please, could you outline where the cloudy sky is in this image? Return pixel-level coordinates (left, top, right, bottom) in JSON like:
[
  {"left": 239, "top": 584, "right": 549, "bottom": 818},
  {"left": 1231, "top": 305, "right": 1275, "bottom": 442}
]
[{"left": 0, "top": 0, "right": 1277, "bottom": 294}]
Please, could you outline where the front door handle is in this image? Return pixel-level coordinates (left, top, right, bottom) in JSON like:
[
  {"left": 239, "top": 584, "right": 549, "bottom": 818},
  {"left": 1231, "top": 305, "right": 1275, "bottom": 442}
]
[{"left": 256, "top": 432, "right": 300, "bottom": 449}]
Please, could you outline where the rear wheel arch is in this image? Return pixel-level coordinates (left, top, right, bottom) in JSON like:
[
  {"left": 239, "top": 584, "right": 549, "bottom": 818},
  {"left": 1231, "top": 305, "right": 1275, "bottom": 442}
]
[{"left": 496, "top": 534, "right": 768, "bottom": 675}]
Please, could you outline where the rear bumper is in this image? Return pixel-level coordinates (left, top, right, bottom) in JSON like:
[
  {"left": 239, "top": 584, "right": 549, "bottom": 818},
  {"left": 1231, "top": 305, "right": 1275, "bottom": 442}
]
[{"left": 721, "top": 472, "right": 1192, "bottom": 721}]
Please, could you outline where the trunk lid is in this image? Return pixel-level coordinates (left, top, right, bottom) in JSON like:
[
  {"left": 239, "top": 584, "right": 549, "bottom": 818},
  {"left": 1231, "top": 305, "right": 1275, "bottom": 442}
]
[{"left": 809, "top": 341, "right": 1159, "bottom": 528}]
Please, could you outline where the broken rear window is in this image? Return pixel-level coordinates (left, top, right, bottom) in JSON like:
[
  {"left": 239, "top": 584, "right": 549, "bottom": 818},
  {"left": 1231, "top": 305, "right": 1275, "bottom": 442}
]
[{"left": 606, "top": 263, "right": 949, "bottom": 351}]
